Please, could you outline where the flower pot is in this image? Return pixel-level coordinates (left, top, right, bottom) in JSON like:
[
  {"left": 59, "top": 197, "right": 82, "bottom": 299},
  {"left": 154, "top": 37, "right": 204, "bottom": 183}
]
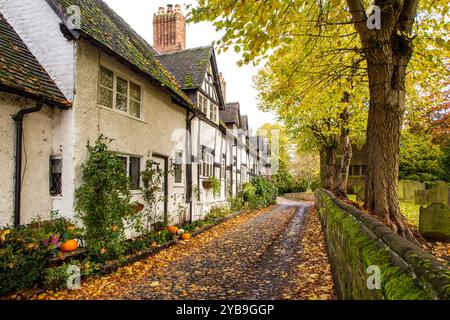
[
  {"left": 202, "top": 180, "right": 212, "bottom": 189},
  {"left": 131, "top": 202, "right": 145, "bottom": 214}
]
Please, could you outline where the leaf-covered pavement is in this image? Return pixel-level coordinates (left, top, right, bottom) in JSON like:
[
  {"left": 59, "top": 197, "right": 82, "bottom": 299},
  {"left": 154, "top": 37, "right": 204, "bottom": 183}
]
[{"left": 33, "top": 200, "right": 336, "bottom": 300}]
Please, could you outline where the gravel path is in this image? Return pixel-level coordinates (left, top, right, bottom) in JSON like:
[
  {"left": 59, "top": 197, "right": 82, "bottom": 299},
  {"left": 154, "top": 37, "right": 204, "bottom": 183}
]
[{"left": 33, "top": 201, "right": 335, "bottom": 300}]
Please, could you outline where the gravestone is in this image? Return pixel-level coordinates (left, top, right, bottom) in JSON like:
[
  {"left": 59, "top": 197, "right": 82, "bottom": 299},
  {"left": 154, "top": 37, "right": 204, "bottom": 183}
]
[
  {"left": 419, "top": 202, "right": 450, "bottom": 242},
  {"left": 398, "top": 180, "right": 425, "bottom": 202},
  {"left": 416, "top": 182, "right": 449, "bottom": 206}
]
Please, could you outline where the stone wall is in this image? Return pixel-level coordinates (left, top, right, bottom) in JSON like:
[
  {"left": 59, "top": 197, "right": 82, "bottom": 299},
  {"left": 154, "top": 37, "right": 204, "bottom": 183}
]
[{"left": 316, "top": 189, "right": 450, "bottom": 300}]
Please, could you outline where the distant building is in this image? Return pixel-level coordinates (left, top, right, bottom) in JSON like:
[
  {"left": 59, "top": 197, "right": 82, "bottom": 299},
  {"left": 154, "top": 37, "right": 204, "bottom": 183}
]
[{"left": 320, "top": 144, "right": 368, "bottom": 194}]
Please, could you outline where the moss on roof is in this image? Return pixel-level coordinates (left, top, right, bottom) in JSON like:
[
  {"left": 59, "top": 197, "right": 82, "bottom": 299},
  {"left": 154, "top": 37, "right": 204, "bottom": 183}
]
[
  {"left": 0, "top": 13, "right": 70, "bottom": 107},
  {"left": 157, "top": 46, "right": 213, "bottom": 90},
  {"left": 49, "top": 0, "right": 192, "bottom": 106}
]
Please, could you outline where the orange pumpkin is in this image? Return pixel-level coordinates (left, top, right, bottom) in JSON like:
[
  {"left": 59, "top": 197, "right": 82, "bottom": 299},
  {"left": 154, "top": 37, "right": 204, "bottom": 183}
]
[
  {"left": 59, "top": 239, "right": 78, "bottom": 253},
  {"left": 167, "top": 226, "right": 179, "bottom": 234},
  {"left": 181, "top": 233, "right": 191, "bottom": 241}
]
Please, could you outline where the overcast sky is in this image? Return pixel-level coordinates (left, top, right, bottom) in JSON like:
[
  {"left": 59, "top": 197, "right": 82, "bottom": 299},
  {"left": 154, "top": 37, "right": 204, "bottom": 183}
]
[{"left": 103, "top": 0, "right": 276, "bottom": 131}]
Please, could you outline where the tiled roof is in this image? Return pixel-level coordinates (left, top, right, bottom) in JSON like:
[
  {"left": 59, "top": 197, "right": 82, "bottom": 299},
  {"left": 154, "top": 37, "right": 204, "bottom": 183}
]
[
  {"left": 220, "top": 102, "right": 241, "bottom": 125},
  {"left": 47, "top": 0, "right": 192, "bottom": 106},
  {"left": 156, "top": 46, "right": 212, "bottom": 90},
  {"left": 0, "top": 13, "right": 70, "bottom": 107}
]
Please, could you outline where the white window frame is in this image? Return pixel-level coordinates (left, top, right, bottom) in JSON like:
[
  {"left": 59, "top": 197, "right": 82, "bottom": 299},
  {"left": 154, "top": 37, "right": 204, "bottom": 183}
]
[
  {"left": 97, "top": 65, "right": 143, "bottom": 120},
  {"left": 201, "top": 151, "right": 214, "bottom": 178},
  {"left": 198, "top": 92, "right": 219, "bottom": 124},
  {"left": 241, "top": 165, "right": 247, "bottom": 182},
  {"left": 173, "top": 150, "right": 184, "bottom": 185},
  {"left": 221, "top": 155, "right": 226, "bottom": 180},
  {"left": 119, "top": 154, "right": 143, "bottom": 191}
]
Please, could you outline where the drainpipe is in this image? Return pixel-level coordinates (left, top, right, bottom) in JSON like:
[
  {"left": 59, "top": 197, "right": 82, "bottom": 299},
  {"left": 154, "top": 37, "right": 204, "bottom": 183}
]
[
  {"left": 186, "top": 110, "right": 195, "bottom": 223},
  {"left": 12, "top": 100, "right": 43, "bottom": 227}
]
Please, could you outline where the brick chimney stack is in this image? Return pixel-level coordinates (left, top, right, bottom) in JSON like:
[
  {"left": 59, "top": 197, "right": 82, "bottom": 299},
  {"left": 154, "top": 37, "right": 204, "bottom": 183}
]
[{"left": 153, "top": 4, "right": 186, "bottom": 54}]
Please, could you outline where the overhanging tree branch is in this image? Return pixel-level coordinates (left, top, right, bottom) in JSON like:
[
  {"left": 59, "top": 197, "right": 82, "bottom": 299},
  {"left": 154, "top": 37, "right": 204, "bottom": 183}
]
[{"left": 346, "top": 0, "right": 369, "bottom": 40}]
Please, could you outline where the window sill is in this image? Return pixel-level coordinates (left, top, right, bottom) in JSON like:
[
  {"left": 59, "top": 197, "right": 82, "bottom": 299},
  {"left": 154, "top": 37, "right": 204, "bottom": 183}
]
[
  {"left": 98, "top": 105, "right": 148, "bottom": 124},
  {"left": 173, "top": 184, "right": 185, "bottom": 188},
  {"left": 131, "top": 190, "right": 143, "bottom": 195}
]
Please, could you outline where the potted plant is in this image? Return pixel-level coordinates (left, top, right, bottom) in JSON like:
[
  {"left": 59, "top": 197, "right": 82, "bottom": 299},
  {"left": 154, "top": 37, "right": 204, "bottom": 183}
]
[
  {"left": 202, "top": 178, "right": 213, "bottom": 189},
  {"left": 131, "top": 201, "right": 145, "bottom": 214},
  {"left": 210, "top": 177, "right": 221, "bottom": 197},
  {"left": 202, "top": 176, "right": 221, "bottom": 194}
]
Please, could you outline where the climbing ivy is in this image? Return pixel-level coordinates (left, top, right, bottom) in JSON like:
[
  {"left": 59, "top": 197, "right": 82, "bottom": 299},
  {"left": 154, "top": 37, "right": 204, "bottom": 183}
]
[
  {"left": 75, "top": 135, "right": 132, "bottom": 262},
  {"left": 134, "top": 160, "right": 167, "bottom": 232}
]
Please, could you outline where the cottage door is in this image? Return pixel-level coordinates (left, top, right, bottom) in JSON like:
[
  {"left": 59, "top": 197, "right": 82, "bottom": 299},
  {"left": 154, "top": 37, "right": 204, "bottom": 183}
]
[{"left": 152, "top": 154, "right": 169, "bottom": 224}]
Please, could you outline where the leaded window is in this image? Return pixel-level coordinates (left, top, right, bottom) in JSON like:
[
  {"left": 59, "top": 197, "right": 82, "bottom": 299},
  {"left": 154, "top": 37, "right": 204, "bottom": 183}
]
[
  {"left": 97, "top": 66, "right": 142, "bottom": 119},
  {"left": 49, "top": 157, "right": 62, "bottom": 196}
]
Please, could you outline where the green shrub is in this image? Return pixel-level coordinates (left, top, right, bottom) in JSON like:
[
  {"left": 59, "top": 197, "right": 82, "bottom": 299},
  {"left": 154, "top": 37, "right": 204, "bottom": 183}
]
[
  {"left": 205, "top": 205, "right": 231, "bottom": 222},
  {"left": 126, "top": 238, "right": 149, "bottom": 253},
  {"left": 229, "top": 196, "right": 244, "bottom": 211},
  {"left": 273, "top": 169, "right": 294, "bottom": 194},
  {"left": 399, "top": 130, "right": 446, "bottom": 185},
  {"left": 0, "top": 227, "right": 47, "bottom": 295},
  {"left": 183, "top": 220, "right": 205, "bottom": 232},
  {"left": 42, "top": 259, "right": 102, "bottom": 291},
  {"left": 42, "top": 263, "right": 71, "bottom": 291},
  {"left": 136, "top": 160, "right": 166, "bottom": 232},
  {"left": 154, "top": 230, "right": 173, "bottom": 245},
  {"left": 292, "top": 178, "right": 308, "bottom": 193},
  {"left": 242, "top": 182, "right": 256, "bottom": 202},
  {"left": 249, "top": 176, "right": 278, "bottom": 209},
  {"left": 75, "top": 136, "right": 133, "bottom": 262},
  {"left": 209, "top": 176, "right": 221, "bottom": 197},
  {"left": 310, "top": 177, "right": 321, "bottom": 191}
]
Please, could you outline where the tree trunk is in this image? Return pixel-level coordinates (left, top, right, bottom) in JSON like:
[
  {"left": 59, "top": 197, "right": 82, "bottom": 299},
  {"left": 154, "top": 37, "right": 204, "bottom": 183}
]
[
  {"left": 335, "top": 131, "right": 352, "bottom": 198},
  {"left": 323, "top": 138, "right": 338, "bottom": 191},
  {"left": 364, "top": 37, "right": 417, "bottom": 242}
]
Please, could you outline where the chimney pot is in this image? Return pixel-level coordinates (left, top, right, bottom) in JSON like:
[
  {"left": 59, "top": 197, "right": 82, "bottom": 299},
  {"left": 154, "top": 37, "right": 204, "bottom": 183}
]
[
  {"left": 167, "top": 4, "right": 174, "bottom": 13},
  {"left": 175, "top": 4, "right": 182, "bottom": 13},
  {"left": 158, "top": 7, "right": 164, "bottom": 14}
]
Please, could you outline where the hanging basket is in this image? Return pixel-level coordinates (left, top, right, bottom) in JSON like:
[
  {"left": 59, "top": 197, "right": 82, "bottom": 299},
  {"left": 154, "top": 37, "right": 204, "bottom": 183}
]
[
  {"left": 131, "top": 202, "right": 145, "bottom": 214},
  {"left": 202, "top": 179, "right": 212, "bottom": 189}
]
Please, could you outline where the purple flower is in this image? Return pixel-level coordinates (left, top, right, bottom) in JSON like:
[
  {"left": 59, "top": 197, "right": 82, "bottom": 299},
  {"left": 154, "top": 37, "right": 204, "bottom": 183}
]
[{"left": 50, "top": 235, "right": 60, "bottom": 245}]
